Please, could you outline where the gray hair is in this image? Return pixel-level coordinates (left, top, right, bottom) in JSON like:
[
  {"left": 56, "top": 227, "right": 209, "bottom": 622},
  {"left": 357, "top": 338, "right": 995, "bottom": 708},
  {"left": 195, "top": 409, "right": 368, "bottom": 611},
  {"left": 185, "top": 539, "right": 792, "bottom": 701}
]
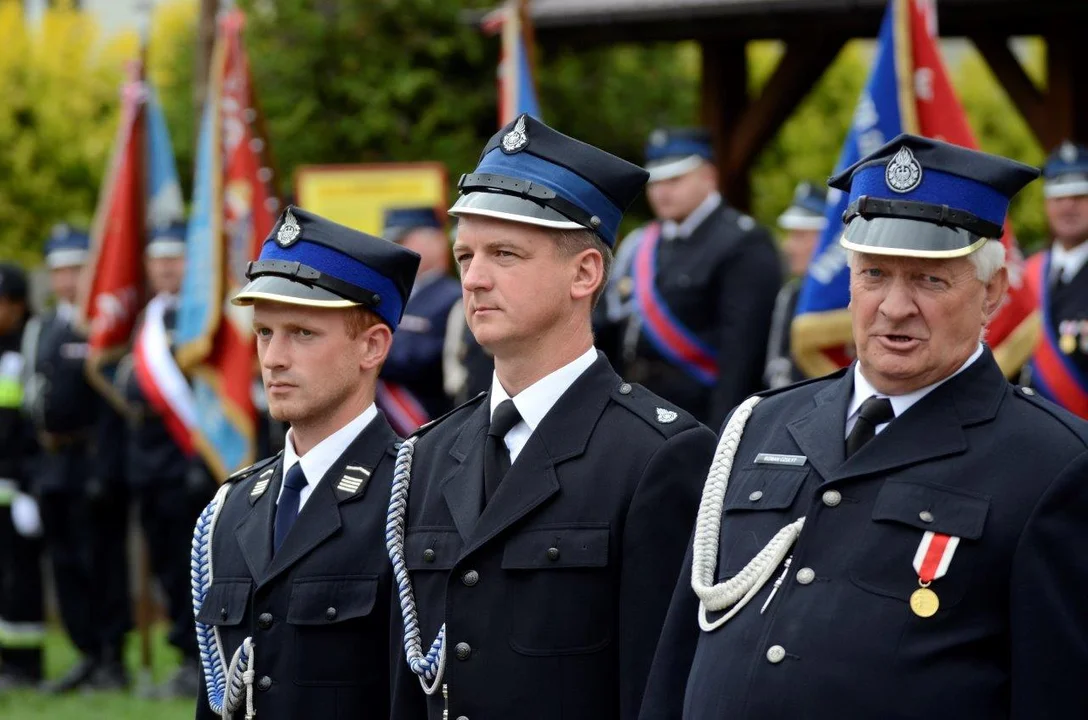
[{"left": 845, "top": 240, "right": 1006, "bottom": 282}]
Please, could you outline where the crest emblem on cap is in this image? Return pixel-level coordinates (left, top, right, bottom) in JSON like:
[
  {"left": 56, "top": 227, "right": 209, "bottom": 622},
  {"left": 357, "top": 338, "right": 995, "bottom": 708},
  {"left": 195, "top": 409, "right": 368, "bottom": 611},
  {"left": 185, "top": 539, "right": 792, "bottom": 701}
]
[
  {"left": 501, "top": 115, "right": 529, "bottom": 154},
  {"left": 650, "top": 129, "right": 668, "bottom": 147},
  {"left": 656, "top": 407, "right": 678, "bottom": 424},
  {"left": 1060, "top": 141, "right": 1079, "bottom": 164},
  {"left": 885, "top": 146, "right": 923, "bottom": 193},
  {"left": 276, "top": 208, "right": 301, "bottom": 247}
]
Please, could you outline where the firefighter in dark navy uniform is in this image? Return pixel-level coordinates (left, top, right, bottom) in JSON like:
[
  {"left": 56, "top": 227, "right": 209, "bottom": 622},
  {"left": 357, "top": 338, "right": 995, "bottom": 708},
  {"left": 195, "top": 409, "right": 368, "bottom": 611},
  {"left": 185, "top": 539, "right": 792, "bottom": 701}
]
[
  {"left": 378, "top": 207, "right": 462, "bottom": 431},
  {"left": 0, "top": 263, "right": 45, "bottom": 690},
  {"left": 641, "top": 135, "right": 1088, "bottom": 720},
  {"left": 26, "top": 225, "right": 130, "bottom": 692},
  {"left": 191, "top": 206, "right": 420, "bottom": 720},
  {"left": 1022, "top": 141, "right": 1088, "bottom": 417},
  {"left": 599, "top": 128, "right": 782, "bottom": 428},
  {"left": 764, "top": 182, "right": 828, "bottom": 389},
  {"left": 388, "top": 115, "right": 718, "bottom": 720}
]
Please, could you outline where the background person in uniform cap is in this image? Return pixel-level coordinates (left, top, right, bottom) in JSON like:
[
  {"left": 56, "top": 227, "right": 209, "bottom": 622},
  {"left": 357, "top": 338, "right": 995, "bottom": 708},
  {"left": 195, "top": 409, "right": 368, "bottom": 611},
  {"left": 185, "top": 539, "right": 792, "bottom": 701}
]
[
  {"left": 113, "top": 221, "right": 213, "bottom": 698},
  {"left": 0, "top": 263, "right": 46, "bottom": 690},
  {"left": 378, "top": 207, "right": 462, "bottom": 432},
  {"left": 764, "top": 182, "right": 829, "bottom": 389},
  {"left": 24, "top": 225, "right": 131, "bottom": 693},
  {"left": 191, "top": 206, "right": 420, "bottom": 720},
  {"left": 597, "top": 127, "right": 782, "bottom": 428},
  {"left": 1022, "top": 141, "right": 1088, "bottom": 417},
  {"left": 388, "top": 114, "right": 717, "bottom": 720},
  {"left": 641, "top": 135, "right": 1088, "bottom": 720}
]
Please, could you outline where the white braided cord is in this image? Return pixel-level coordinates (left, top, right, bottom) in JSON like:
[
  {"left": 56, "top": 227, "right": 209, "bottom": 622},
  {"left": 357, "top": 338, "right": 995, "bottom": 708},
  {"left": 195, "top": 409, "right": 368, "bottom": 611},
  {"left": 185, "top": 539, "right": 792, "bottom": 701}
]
[
  {"left": 386, "top": 437, "right": 447, "bottom": 695},
  {"left": 192, "top": 482, "right": 258, "bottom": 718},
  {"left": 691, "top": 395, "right": 807, "bottom": 632}
]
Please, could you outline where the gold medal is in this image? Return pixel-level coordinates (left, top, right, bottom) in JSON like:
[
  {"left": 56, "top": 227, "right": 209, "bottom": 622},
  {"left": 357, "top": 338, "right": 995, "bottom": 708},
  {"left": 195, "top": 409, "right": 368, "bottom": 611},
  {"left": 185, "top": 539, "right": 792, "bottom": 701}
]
[
  {"left": 910, "top": 586, "right": 940, "bottom": 618},
  {"left": 1061, "top": 333, "right": 1078, "bottom": 355}
]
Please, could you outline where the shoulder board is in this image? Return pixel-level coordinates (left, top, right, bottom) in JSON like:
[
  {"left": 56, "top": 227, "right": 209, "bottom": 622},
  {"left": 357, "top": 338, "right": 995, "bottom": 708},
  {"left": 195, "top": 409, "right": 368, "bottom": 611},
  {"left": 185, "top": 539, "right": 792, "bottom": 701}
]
[
  {"left": 225, "top": 451, "right": 282, "bottom": 484},
  {"left": 409, "top": 391, "right": 488, "bottom": 440},
  {"left": 611, "top": 381, "right": 698, "bottom": 438},
  {"left": 753, "top": 366, "right": 850, "bottom": 402},
  {"left": 1011, "top": 386, "right": 1088, "bottom": 446}
]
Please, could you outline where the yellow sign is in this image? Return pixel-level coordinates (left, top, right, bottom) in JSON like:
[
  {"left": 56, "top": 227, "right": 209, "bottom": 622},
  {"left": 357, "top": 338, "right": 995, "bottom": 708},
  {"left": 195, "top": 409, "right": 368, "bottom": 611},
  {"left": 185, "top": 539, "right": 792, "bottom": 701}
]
[{"left": 294, "top": 162, "right": 449, "bottom": 235}]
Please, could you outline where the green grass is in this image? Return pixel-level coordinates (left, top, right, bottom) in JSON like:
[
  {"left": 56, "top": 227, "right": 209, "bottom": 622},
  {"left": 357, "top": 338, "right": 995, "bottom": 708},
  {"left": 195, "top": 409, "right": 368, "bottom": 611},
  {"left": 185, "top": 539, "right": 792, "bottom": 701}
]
[{"left": 0, "top": 625, "right": 195, "bottom": 719}]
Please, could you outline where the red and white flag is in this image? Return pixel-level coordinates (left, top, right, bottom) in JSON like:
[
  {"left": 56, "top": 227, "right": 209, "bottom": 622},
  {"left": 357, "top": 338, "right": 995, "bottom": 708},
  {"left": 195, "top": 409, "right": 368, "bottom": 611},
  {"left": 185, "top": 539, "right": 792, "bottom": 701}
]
[{"left": 133, "top": 294, "right": 197, "bottom": 456}]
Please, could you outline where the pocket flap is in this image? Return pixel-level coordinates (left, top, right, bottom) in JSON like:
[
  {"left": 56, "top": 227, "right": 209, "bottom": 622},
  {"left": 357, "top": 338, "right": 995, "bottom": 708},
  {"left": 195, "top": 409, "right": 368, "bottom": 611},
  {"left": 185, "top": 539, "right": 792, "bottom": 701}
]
[
  {"left": 404, "top": 529, "right": 462, "bottom": 571},
  {"left": 195, "top": 579, "right": 251, "bottom": 626},
  {"left": 724, "top": 468, "right": 808, "bottom": 512},
  {"left": 872, "top": 480, "right": 989, "bottom": 540},
  {"left": 287, "top": 576, "right": 378, "bottom": 626},
  {"left": 501, "top": 525, "right": 610, "bottom": 570}
]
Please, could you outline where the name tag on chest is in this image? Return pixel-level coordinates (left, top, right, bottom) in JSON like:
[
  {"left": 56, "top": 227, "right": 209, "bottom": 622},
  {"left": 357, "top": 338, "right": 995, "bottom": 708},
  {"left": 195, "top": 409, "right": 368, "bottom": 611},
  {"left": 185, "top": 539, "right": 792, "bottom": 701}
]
[{"left": 754, "top": 453, "right": 807, "bottom": 468}]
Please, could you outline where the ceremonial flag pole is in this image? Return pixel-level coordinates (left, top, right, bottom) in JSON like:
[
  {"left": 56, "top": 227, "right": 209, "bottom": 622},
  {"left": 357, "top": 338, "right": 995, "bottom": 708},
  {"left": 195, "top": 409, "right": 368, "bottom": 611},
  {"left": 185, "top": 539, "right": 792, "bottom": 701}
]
[
  {"left": 790, "top": 0, "right": 1037, "bottom": 378},
  {"left": 175, "top": 4, "right": 279, "bottom": 480}
]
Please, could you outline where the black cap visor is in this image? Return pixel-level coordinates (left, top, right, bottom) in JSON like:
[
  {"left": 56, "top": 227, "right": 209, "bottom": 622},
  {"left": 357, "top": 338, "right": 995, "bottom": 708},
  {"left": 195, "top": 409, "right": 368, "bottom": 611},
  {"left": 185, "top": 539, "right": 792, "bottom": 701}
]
[{"left": 839, "top": 215, "right": 989, "bottom": 259}]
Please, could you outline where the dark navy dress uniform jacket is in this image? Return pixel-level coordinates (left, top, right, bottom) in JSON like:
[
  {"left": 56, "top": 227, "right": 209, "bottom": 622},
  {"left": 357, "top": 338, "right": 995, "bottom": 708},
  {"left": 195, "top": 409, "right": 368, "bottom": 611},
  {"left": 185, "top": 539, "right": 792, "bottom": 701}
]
[
  {"left": 641, "top": 349, "right": 1088, "bottom": 720},
  {"left": 194, "top": 415, "right": 399, "bottom": 720},
  {"left": 390, "top": 352, "right": 718, "bottom": 720}
]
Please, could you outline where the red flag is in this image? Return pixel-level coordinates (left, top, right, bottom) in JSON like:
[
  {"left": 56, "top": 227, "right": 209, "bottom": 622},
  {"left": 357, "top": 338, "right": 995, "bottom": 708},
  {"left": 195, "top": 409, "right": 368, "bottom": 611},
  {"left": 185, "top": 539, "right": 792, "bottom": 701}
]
[
  {"left": 904, "top": 0, "right": 1039, "bottom": 371},
  {"left": 80, "top": 62, "right": 148, "bottom": 410},
  {"left": 175, "top": 9, "right": 279, "bottom": 479}
]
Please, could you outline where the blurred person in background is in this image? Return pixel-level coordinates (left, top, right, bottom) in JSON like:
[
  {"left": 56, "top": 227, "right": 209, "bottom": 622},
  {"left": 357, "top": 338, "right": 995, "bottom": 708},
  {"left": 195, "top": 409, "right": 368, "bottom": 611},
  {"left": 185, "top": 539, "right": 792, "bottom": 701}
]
[{"left": 764, "top": 182, "right": 829, "bottom": 389}]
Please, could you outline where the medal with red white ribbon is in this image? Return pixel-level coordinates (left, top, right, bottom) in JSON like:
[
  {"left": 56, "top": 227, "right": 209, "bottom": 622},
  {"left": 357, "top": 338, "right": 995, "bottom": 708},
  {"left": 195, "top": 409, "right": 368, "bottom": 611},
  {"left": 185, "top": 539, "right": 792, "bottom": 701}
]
[{"left": 910, "top": 531, "right": 960, "bottom": 618}]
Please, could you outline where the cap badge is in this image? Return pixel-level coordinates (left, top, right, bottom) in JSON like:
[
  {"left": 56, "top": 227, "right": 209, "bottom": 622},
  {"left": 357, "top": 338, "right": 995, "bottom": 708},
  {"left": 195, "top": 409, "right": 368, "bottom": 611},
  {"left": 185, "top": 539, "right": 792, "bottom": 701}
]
[
  {"left": 276, "top": 208, "right": 302, "bottom": 247},
  {"left": 656, "top": 407, "right": 678, "bottom": 424},
  {"left": 1060, "top": 141, "right": 1079, "bottom": 164},
  {"left": 886, "top": 146, "right": 923, "bottom": 193},
  {"left": 650, "top": 129, "right": 668, "bottom": 147},
  {"left": 794, "top": 182, "right": 811, "bottom": 201},
  {"left": 501, "top": 115, "right": 529, "bottom": 154}
]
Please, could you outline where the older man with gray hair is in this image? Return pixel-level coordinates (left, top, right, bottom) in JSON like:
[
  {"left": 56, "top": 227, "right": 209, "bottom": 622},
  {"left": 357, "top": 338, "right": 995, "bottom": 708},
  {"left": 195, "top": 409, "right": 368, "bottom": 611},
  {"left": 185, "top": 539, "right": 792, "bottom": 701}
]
[{"left": 640, "top": 134, "right": 1088, "bottom": 720}]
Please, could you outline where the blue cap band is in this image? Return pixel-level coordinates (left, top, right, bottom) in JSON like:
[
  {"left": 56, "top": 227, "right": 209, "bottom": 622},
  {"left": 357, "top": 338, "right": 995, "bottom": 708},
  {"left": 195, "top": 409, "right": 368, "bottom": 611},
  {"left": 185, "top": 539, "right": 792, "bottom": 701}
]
[
  {"left": 645, "top": 137, "right": 713, "bottom": 163},
  {"left": 848, "top": 164, "right": 1008, "bottom": 228},
  {"left": 475, "top": 147, "right": 623, "bottom": 245},
  {"left": 259, "top": 239, "right": 405, "bottom": 326}
]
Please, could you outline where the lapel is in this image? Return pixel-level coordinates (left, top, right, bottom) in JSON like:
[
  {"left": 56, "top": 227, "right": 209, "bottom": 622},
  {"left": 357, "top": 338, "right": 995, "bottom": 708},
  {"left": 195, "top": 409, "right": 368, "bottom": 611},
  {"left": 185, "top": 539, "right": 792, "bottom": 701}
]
[
  {"left": 459, "top": 353, "right": 617, "bottom": 559},
  {"left": 788, "top": 351, "right": 1005, "bottom": 485},
  {"left": 234, "top": 460, "right": 281, "bottom": 583},
  {"left": 240, "top": 414, "right": 397, "bottom": 589},
  {"left": 441, "top": 400, "right": 490, "bottom": 541}
]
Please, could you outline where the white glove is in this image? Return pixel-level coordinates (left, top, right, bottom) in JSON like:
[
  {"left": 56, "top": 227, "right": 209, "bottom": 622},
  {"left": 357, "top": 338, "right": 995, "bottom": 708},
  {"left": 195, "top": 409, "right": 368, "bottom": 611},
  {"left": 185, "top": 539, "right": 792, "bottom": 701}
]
[{"left": 11, "top": 493, "right": 42, "bottom": 538}]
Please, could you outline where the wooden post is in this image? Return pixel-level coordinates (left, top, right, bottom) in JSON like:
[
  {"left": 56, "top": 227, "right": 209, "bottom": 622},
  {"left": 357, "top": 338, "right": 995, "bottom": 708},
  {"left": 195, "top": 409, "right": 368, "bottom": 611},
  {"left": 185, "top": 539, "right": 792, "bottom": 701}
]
[
  {"left": 701, "top": 40, "right": 750, "bottom": 211},
  {"left": 1047, "top": 30, "right": 1088, "bottom": 145},
  {"left": 972, "top": 35, "right": 1052, "bottom": 148}
]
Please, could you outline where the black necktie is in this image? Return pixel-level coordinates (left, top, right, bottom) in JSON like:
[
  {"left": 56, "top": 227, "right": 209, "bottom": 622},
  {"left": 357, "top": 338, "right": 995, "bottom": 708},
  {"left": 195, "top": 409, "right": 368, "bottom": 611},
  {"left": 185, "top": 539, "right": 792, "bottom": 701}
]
[
  {"left": 484, "top": 399, "right": 522, "bottom": 504},
  {"left": 273, "top": 464, "right": 307, "bottom": 553},
  {"left": 846, "top": 396, "right": 895, "bottom": 458}
]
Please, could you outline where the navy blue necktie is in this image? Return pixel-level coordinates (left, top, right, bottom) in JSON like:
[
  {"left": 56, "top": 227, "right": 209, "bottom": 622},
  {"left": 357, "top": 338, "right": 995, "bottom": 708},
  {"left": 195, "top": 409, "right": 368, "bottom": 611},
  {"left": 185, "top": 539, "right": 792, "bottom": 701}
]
[{"left": 273, "top": 464, "right": 308, "bottom": 553}]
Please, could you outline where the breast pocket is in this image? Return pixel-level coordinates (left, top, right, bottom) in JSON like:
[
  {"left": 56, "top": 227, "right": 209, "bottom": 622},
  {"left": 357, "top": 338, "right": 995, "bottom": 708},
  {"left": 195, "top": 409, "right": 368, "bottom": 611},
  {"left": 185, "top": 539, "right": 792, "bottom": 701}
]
[
  {"left": 850, "top": 479, "right": 989, "bottom": 610},
  {"left": 501, "top": 524, "right": 612, "bottom": 656},
  {"left": 288, "top": 575, "right": 379, "bottom": 685},
  {"left": 718, "top": 467, "right": 808, "bottom": 577},
  {"left": 195, "top": 579, "right": 251, "bottom": 627}
]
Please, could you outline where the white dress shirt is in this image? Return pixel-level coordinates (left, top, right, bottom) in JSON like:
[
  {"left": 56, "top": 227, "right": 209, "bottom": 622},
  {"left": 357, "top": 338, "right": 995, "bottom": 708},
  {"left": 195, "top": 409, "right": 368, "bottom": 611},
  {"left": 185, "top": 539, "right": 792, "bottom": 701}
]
[
  {"left": 845, "top": 343, "right": 984, "bottom": 438},
  {"left": 278, "top": 403, "right": 378, "bottom": 512},
  {"left": 661, "top": 191, "right": 722, "bottom": 241},
  {"left": 1050, "top": 241, "right": 1088, "bottom": 285},
  {"left": 489, "top": 347, "right": 598, "bottom": 463}
]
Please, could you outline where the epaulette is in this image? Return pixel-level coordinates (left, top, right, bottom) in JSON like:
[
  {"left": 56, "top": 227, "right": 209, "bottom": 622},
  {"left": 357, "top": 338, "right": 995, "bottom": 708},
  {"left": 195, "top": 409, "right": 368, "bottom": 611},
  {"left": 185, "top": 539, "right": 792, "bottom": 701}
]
[
  {"left": 1011, "top": 385, "right": 1088, "bottom": 446},
  {"left": 611, "top": 380, "right": 697, "bottom": 438},
  {"left": 409, "top": 391, "right": 488, "bottom": 440},
  {"left": 224, "top": 452, "right": 282, "bottom": 485}
]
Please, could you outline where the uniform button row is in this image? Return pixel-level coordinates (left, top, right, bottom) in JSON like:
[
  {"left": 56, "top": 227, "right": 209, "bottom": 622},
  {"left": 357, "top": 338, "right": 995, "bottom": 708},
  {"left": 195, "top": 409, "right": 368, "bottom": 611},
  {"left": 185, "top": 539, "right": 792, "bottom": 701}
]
[
  {"left": 257, "top": 675, "right": 272, "bottom": 691},
  {"left": 795, "top": 567, "right": 816, "bottom": 585},
  {"left": 821, "top": 489, "right": 841, "bottom": 507},
  {"left": 462, "top": 570, "right": 479, "bottom": 586},
  {"left": 258, "top": 612, "right": 273, "bottom": 629},
  {"left": 423, "top": 548, "right": 436, "bottom": 563},
  {"left": 455, "top": 642, "right": 472, "bottom": 661},
  {"left": 766, "top": 645, "right": 786, "bottom": 664}
]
